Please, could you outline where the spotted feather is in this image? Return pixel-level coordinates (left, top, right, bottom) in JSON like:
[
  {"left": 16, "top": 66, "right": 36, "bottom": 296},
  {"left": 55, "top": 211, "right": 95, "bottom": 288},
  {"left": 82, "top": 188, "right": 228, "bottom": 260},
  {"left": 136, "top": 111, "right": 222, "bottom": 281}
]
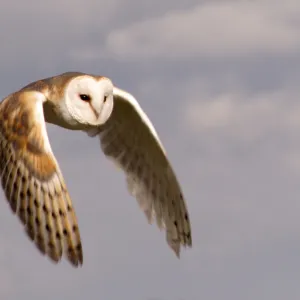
[
  {"left": 0, "top": 90, "right": 83, "bottom": 266},
  {"left": 0, "top": 71, "right": 192, "bottom": 265},
  {"left": 95, "top": 87, "right": 192, "bottom": 257}
]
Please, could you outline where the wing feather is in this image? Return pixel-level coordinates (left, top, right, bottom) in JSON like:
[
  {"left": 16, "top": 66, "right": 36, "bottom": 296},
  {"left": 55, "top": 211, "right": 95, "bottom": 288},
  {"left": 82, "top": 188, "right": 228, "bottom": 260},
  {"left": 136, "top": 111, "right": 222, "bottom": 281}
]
[
  {"left": 96, "top": 87, "right": 192, "bottom": 257},
  {"left": 0, "top": 91, "right": 83, "bottom": 266}
]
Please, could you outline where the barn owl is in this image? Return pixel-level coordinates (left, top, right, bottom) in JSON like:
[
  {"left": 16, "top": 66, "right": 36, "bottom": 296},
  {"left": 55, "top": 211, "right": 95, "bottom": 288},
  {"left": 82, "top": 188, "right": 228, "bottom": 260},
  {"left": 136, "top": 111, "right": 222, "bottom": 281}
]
[{"left": 0, "top": 72, "right": 192, "bottom": 267}]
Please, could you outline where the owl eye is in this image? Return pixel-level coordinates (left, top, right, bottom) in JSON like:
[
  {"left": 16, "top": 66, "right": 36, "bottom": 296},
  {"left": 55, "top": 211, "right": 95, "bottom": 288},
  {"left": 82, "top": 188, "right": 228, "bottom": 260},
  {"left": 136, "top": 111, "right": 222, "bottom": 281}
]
[
  {"left": 79, "top": 94, "right": 91, "bottom": 102},
  {"left": 103, "top": 95, "right": 108, "bottom": 103}
]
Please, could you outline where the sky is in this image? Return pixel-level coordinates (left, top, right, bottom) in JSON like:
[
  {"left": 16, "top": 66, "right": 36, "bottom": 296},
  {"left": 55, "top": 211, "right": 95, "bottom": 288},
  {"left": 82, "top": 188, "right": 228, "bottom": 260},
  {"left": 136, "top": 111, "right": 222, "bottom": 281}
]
[{"left": 0, "top": 0, "right": 300, "bottom": 299}]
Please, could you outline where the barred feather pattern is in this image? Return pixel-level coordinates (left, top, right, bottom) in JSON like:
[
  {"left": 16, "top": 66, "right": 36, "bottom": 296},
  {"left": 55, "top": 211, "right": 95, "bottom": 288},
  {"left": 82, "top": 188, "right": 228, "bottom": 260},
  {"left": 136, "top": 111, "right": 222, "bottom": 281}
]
[
  {"left": 98, "top": 92, "right": 192, "bottom": 257},
  {"left": 0, "top": 93, "right": 83, "bottom": 266}
]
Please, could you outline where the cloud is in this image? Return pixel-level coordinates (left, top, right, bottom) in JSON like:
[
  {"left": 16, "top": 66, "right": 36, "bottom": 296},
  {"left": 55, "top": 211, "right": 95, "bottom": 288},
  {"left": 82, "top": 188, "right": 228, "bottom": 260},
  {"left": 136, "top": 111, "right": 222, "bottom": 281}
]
[
  {"left": 0, "top": 0, "right": 121, "bottom": 71},
  {"left": 182, "top": 79, "right": 300, "bottom": 176},
  {"left": 1, "top": 1, "right": 300, "bottom": 299},
  {"left": 185, "top": 86, "right": 300, "bottom": 143},
  {"left": 103, "top": 0, "right": 300, "bottom": 60}
]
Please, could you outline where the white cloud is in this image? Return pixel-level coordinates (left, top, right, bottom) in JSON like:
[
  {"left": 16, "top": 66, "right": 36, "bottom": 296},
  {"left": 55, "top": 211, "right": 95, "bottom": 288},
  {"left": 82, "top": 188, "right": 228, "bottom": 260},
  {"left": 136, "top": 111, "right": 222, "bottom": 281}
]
[
  {"left": 183, "top": 82, "right": 300, "bottom": 177},
  {"left": 0, "top": 0, "right": 121, "bottom": 69},
  {"left": 185, "top": 86, "right": 300, "bottom": 143},
  {"left": 2, "top": 1, "right": 300, "bottom": 299},
  {"left": 103, "top": 0, "right": 300, "bottom": 60}
]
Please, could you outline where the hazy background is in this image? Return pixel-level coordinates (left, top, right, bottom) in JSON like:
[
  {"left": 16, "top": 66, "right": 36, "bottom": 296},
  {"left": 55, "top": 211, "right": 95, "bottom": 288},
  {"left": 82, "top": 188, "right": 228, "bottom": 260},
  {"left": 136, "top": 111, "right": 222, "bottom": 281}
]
[{"left": 0, "top": 0, "right": 300, "bottom": 299}]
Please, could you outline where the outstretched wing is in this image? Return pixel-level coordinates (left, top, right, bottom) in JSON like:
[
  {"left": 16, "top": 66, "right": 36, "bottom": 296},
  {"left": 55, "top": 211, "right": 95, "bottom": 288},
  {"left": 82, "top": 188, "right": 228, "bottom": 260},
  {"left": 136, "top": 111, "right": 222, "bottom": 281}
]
[
  {"left": 95, "top": 87, "right": 192, "bottom": 257},
  {"left": 0, "top": 90, "right": 83, "bottom": 267}
]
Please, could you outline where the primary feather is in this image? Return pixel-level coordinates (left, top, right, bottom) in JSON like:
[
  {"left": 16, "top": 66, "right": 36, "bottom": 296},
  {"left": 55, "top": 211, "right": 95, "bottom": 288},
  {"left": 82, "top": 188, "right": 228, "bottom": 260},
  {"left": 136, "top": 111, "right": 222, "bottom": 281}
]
[
  {"left": 0, "top": 89, "right": 83, "bottom": 266},
  {"left": 0, "top": 72, "right": 192, "bottom": 266},
  {"left": 96, "top": 87, "right": 192, "bottom": 256}
]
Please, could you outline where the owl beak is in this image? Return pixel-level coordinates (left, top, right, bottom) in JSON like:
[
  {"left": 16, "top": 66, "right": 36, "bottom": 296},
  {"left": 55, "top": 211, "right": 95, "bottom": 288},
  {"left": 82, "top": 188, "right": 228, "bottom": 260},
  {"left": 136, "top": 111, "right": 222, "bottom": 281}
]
[
  {"left": 88, "top": 103, "right": 99, "bottom": 119},
  {"left": 98, "top": 94, "right": 114, "bottom": 125}
]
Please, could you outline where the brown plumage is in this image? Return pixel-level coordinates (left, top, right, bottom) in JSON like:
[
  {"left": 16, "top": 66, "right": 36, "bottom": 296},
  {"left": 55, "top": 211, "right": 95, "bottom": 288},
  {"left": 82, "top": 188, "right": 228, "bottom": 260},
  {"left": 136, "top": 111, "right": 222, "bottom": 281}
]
[
  {"left": 0, "top": 72, "right": 192, "bottom": 267},
  {"left": 0, "top": 88, "right": 82, "bottom": 266}
]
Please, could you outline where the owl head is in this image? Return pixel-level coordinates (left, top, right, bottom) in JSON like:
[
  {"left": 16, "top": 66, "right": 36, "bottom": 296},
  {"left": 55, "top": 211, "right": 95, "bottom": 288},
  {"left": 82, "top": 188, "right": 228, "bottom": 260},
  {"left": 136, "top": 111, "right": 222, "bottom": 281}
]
[{"left": 63, "top": 75, "right": 114, "bottom": 127}]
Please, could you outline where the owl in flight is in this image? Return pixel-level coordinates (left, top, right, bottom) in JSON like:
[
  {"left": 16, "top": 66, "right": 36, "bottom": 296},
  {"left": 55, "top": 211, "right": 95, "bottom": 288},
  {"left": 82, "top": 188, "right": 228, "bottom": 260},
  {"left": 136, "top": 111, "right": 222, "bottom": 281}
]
[{"left": 0, "top": 72, "right": 192, "bottom": 267}]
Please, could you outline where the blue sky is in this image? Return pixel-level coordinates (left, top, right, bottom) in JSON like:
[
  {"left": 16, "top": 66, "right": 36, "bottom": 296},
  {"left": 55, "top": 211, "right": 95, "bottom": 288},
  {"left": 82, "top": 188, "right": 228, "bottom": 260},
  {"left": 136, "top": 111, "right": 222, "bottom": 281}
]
[{"left": 0, "top": 1, "right": 300, "bottom": 299}]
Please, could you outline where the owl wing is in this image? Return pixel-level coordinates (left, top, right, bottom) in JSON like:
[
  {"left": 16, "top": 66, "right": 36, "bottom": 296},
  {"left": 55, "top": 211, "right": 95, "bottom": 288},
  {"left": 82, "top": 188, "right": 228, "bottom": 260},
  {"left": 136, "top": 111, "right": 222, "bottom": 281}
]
[
  {"left": 0, "top": 90, "right": 83, "bottom": 267},
  {"left": 94, "top": 87, "right": 192, "bottom": 257}
]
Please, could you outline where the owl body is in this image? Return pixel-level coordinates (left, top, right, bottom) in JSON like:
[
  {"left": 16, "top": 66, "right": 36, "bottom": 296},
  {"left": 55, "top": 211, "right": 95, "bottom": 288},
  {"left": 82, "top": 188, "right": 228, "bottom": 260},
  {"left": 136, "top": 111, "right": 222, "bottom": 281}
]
[{"left": 0, "top": 71, "right": 192, "bottom": 267}]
